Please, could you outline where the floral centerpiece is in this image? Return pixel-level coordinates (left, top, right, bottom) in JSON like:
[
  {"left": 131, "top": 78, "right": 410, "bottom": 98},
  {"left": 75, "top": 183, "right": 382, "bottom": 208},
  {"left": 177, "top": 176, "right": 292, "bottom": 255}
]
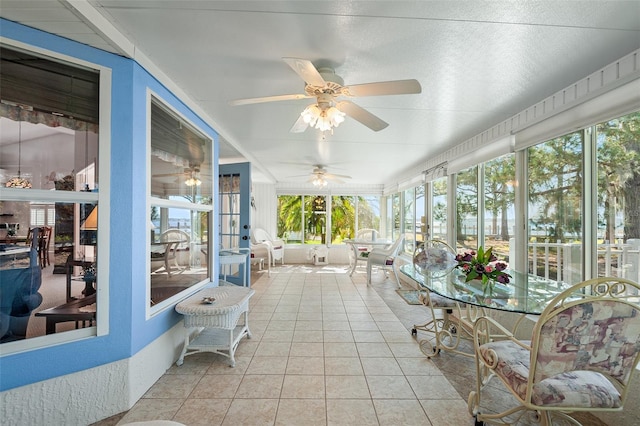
[{"left": 455, "top": 246, "right": 511, "bottom": 295}]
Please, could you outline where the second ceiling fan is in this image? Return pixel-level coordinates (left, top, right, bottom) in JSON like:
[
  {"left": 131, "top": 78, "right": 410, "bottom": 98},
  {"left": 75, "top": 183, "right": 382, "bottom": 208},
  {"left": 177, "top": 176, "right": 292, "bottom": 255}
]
[
  {"left": 229, "top": 58, "right": 421, "bottom": 133},
  {"left": 287, "top": 165, "right": 351, "bottom": 188}
]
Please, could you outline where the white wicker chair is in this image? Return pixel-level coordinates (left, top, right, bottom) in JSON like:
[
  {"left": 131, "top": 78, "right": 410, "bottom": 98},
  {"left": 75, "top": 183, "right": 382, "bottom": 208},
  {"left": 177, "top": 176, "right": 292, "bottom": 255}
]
[
  {"left": 250, "top": 228, "right": 284, "bottom": 266},
  {"left": 366, "top": 235, "right": 404, "bottom": 287}
]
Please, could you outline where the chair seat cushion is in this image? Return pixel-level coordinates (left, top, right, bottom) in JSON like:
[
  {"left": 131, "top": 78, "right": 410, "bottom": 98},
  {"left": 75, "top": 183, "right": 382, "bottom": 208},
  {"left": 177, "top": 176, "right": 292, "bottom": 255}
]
[
  {"left": 532, "top": 370, "right": 621, "bottom": 408},
  {"left": 478, "top": 340, "right": 531, "bottom": 400},
  {"left": 420, "top": 292, "right": 456, "bottom": 308},
  {"left": 479, "top": 341, "right": 622, "bottom": 409}
]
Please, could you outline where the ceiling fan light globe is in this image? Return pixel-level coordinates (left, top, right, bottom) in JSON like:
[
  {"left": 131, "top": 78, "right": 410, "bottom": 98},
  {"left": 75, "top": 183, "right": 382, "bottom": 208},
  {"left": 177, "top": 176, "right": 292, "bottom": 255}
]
[
  {"left": 316, "top": 117, "right": 332, "bottom": 132},
  {"left": 312, "top": 175, "right": 328, "bottom": 188},
  {"left": 329, "top": 110, "right": 345, "bottom": 127},
  {"left": 185, "top": 177, "right": 202, "bottom": 186}
]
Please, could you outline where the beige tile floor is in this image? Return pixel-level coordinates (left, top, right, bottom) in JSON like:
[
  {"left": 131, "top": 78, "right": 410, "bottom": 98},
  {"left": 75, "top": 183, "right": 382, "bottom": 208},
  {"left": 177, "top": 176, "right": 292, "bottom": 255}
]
[{"left": 94, "top": 264, "right": 606, "bottom": 426}]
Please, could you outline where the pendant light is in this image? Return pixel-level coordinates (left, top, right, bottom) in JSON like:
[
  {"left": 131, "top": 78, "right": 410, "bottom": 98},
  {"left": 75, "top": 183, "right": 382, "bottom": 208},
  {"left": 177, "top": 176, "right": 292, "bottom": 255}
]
[{"left": 5, "top": 119, "right": 32, "bottom": 189}]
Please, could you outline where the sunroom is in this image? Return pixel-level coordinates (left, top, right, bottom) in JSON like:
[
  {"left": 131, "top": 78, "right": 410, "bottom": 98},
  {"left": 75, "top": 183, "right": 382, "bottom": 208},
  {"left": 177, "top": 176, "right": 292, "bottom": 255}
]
[{"left": 1, "top": 2, "right": 640, "bottom": 425}]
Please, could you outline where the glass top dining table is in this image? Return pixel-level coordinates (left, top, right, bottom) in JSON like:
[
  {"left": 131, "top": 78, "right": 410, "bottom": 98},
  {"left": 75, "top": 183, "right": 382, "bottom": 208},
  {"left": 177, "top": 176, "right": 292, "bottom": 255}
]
[{"left": 400, "top": 263, "right": 574, "bottom": 315}]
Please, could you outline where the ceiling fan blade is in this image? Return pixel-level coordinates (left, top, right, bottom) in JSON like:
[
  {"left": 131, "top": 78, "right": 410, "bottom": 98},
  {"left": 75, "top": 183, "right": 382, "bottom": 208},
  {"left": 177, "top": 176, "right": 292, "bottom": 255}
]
[
  {"left": 283, "top": 57, "right": 326, "bottom": 87},
  {"left": 229, "top": 93, "right": 311, "bottom": 106},
  {"left": 325, "top": 173, "right": 352, "bottom": 181},
  {"left": 285, "top": 174, "right": 313, "bottom": 179},
  {"left": 336, "top": 101, "right": 389, "bottom": 132},
  {"left": 290, "top": 113, "right": 309, "bottom": 133},
  {"left": 153, "top": 172, "right": 185, "bottom": 177},
  {"left": 346, "top": 79, "right": 421, "bottom": 97}
]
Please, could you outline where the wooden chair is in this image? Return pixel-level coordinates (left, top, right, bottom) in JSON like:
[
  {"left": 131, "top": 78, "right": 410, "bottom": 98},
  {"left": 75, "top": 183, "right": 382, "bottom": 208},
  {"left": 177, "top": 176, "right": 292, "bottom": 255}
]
[
  {"left": 39, "top": 226, "right": 52, "bottom": 267},
  {"left": 26, "top": 226, "right": 52, "bottom": 268},
  {"left": 469, "top": 277, "right": 640, "bottom": 425},
  {"left": 25, "top": 227, "right": 36, "bottom": 248}
]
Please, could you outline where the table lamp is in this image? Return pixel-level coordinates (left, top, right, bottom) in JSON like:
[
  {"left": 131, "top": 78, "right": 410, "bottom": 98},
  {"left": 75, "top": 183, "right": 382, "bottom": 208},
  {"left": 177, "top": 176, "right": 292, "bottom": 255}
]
[{"left": 80, "top": 205, "right": 97, "bottom": 245}]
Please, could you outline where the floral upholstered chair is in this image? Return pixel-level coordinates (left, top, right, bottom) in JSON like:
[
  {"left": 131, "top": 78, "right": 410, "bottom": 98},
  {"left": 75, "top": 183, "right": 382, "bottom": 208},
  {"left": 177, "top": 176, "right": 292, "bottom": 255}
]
[{"left": 468, "top": 277, "right": 640, "bottom": 426}]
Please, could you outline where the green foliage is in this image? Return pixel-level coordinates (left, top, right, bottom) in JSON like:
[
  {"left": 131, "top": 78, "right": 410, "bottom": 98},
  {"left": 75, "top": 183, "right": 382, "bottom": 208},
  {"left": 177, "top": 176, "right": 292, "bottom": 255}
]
[
  {"left": 277, "top": 194, "right": 377, "bottom": 244},
  {"left": 596, "top": 112, "right": 640, "bottom": 239},
  {"left": 485, "top": 155, "right": 516, "bottom": 241},
  {"left": 528, "top": 132, "right": 583, "bottom": 240}
]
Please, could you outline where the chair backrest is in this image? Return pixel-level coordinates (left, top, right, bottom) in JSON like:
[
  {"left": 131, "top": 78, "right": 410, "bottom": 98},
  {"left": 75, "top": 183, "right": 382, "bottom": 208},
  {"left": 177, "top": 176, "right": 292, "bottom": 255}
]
[
  {"left": 415, "top": 239, "right": 457, "bottom": 277},
  {"left": 388, "top": 235, "right": 405, "bottom": 257},
  {"left": 160, "top": 229, "right": 190, "bottom": 249},
  {"left": 531, "top": 277, "right": 640, "bottom": 390},
  {"left": 25, "top": 227, "right": 42, "bottom": 250},
  {"left": 41, "top": 226, "right": 52, "bottom": 251},
  {"left": 252, "top": 228, "right": 273, "bottom": 244},
  {"left": 355, "top": 228, "right": 379, "bottom": 241}
]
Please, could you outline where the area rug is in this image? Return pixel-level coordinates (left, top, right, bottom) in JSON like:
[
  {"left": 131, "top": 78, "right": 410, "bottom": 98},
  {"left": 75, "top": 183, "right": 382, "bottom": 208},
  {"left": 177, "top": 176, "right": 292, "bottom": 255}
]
[{"left": 396, "top": 289, "right": 424, "bottom": 305}]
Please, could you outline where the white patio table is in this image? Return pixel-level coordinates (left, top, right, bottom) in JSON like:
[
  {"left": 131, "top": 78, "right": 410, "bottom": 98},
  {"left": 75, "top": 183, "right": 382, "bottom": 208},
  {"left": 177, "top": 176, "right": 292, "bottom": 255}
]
[{"left": 175, "top": 283, "right": 254, "bottom": 367}]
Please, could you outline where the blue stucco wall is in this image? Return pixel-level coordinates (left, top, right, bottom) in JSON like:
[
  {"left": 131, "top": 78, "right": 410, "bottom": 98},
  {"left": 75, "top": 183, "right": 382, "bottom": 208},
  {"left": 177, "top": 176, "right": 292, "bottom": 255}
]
[{"left": 0, "top": 19, "right": 219, "bottom": 391}]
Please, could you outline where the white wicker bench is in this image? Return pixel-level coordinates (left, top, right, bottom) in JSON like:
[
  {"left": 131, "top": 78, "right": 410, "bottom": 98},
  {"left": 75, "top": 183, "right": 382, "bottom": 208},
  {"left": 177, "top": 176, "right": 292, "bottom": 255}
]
[{"left": 175, "top": 284, "right": 255, "bottom": 367}]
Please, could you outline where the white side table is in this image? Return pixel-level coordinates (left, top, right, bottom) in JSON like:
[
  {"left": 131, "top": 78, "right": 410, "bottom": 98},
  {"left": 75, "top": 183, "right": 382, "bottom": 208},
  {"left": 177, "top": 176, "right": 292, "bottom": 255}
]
[
  {"left": 219, "top": 248, "right": 251, "bottom": 286},
  {"left": 175, "top": 284, "right": 255, "bottom": 367}
]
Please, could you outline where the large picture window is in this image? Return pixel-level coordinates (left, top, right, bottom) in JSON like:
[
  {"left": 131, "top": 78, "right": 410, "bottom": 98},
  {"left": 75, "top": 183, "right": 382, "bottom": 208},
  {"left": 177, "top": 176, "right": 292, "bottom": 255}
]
[
  {"left": 484, "top": 154, "right": 515, "bottom": 262},
  {"left": 277, "top": 194, "right": 381, "bottom": 245},
  {"left": 596, "top": 112, "right": 640, "bottom": 281},
  {"left": 0, "top": 45, "right": 101, "bottom": 347},
  {"left": 331, "top": 195, "right": 355, "bottom": 244},
  {"left": 358, "top": 195, "right": 382, "bottom": 239},
  {"left": 527, "top": 131, "right": 583, "bottom": 284},
  {"left": 431, "top": 177, "right": 448, "bottom": 241},
  {"left": 149, "top": 97, "right": 212, "bottom": 309},
  {"left": 403, "top": 188, "right": 416, "bottom": 255},
  {"left": 456, "top": 166, "right": 478, "bottom": 252}
]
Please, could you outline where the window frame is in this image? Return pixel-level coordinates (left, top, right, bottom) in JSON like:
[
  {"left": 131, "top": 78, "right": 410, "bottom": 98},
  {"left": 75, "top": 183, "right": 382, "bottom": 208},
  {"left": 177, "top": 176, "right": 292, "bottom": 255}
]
[
  {"left": 146, "top": 91, "right": 213, "bottom": 318},
  {"left": 0, "top": 40, "right": 111, "bottom": 354},
  {"left": 276, "top": 193, "right": 383, "bottom": 245}
]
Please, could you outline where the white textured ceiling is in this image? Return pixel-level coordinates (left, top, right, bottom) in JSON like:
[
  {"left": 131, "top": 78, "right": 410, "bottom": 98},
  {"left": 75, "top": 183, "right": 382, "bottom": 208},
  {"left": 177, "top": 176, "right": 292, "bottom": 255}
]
[{"left": 2, "top": 1, "right": 639, "bottom": 187}]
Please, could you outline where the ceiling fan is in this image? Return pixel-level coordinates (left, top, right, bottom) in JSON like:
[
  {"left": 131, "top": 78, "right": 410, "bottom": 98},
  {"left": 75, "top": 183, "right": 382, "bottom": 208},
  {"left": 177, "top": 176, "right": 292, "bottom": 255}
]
[
  {"left": 153, "top": 165, "right": 204, "bottom": 186},
  {"left": 288, "top": 165, "right": 352, "bottom": 188},
  {"left": 229, "top": 58, "right": 421, "bottom": 133}
]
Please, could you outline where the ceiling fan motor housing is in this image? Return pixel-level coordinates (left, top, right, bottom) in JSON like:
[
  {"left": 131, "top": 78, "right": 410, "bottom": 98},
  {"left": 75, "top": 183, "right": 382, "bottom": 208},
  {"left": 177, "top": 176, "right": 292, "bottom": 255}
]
[
  {"left": 316, "top": 93, "right": 334, "bottom": 110},
  {"left": 317, "top": 67, "right": 344, "bottom": 86}
]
